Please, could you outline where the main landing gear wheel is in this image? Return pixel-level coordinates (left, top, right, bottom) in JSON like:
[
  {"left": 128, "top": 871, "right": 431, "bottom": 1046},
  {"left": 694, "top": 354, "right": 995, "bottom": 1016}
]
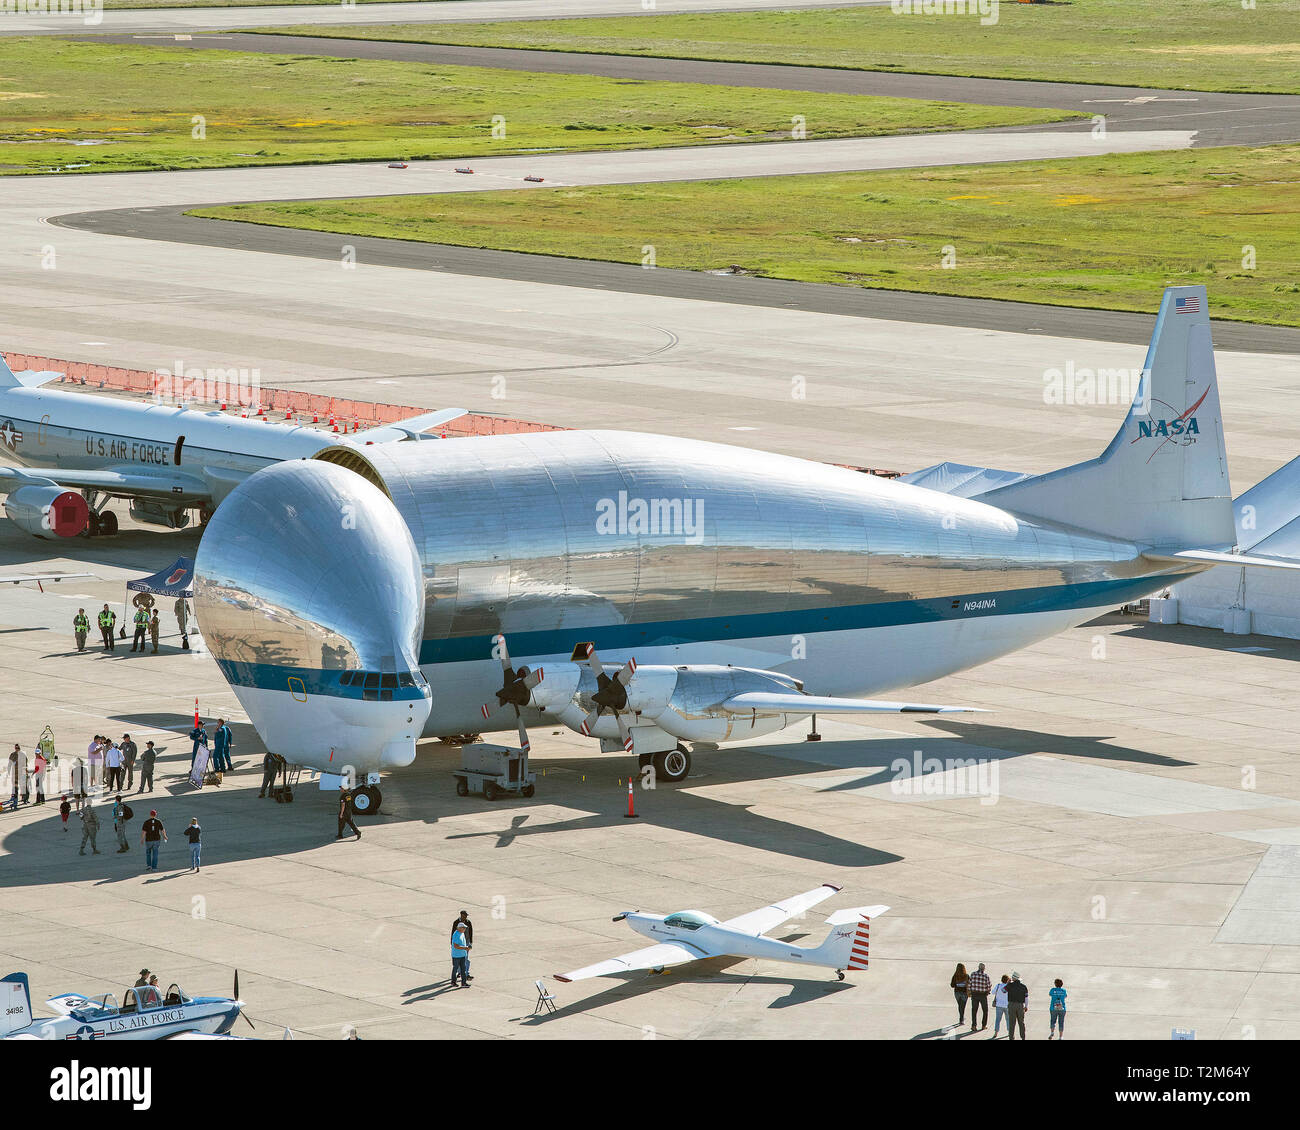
[
  {"left": 351, "top": 785, "right": 381, "bottom": 815},
  {"left": 97, "top": 510, "right": 118, "bottom": 536},
  {"left": 653, "top": 744, "right": 691, "bottom": 784},
  {"left": 836, "top": 970, "right": 845, "bottom": 981}
]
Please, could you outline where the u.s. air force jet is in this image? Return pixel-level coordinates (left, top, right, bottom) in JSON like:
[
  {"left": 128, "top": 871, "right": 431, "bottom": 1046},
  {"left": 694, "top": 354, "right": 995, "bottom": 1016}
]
[
  {"left": 0, "top": 358, "right": 464, "bottom": 538},
  {"left": 191, "top": 286, "right": 1300, "bottom": 810},
  {"left": 554, "top": 883, "right": 887, "bottom": 986}
]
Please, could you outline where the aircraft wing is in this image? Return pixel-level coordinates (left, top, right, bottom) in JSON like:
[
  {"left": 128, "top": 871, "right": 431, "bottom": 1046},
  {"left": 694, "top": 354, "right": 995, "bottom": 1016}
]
[
  {"left": 722, "top": 692, "right": 986, "bottom": 715},
  {"left": 554, "top": 942, "right": 700, "bottom": 983},
  {"left": 353, "top": 408, "right": 468, "bottom": 444},
  {"left": 2, "top": 572, "right": 94, "bottom": 587},
  {"left": 0, "top": 465, "right": 211, "bottom": 503},
  {"left": 719, "top": 882, "right": 844, "bottom": 937},
  {"left": 44, "top": 993, "right": 91, "bottom": 1016}
]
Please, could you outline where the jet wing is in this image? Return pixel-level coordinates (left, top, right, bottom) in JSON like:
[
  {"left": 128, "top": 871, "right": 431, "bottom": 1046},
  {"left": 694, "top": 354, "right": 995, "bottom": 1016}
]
[
  {"left": 722, "top": 692, "right": 986, "bottom": 715},
  {"left": 0, "top": 465, "right": 210, "bottom": 503},
  {"left": 719, "top": 883, "right": 843, "bottom": 937},
  {"left": 554, "top": 941, "right": 700, "bottom": 983},
  {"left": 353, "top": 408, "right": 468, "bottom": 445}
]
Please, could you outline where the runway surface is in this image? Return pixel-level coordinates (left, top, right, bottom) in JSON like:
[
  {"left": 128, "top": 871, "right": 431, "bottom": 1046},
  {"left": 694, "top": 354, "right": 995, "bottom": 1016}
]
[
  {"left": 4, "top": 0, "right": 889, "bottom": 35},
  {"left": 83, "top": 34, "right": 1300, "bottom": 148}
]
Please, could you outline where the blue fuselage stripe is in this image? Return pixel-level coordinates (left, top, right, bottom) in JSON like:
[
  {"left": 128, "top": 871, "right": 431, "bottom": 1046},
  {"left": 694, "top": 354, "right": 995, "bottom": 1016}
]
[{"left": 213, "top": 572, "right": 1188, "bottom": 693}]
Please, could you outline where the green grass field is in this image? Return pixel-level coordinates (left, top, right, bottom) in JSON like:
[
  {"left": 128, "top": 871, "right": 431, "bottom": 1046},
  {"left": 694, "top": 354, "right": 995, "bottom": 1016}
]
[
  {"left": 0, "top": 38, "right": 1074, "bottom": 175},
  {"left": 263, "top": 0, "right": 1300, "bottom": 95},
  {"left": 192, "top": 144, "right": 1300, "bottom": 326}
]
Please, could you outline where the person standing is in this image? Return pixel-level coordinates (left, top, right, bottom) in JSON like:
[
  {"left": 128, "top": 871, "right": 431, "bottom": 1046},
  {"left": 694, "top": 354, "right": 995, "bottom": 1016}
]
[
  {"left": 32, "top": 746, "right": 46, "bottom": 805},
  {"left": 992, "top": 974, "right": 1011, "bottom": 1038},
  {"left": 149, "top": 610, "right": 161, "bottom": 654},
  {"left": 70, "top": 758, "right": 87, "bottom": 811},
  {"left": 212, "top": 719, "right": 233, "bottom": 774},
  {"left": 97, "top": 604, "right": 116, "bottom": 652},
  {"left": 130, "top": 604, "right": 149, "bottom": 652},
  {"left": 184, "top": 818, "right": 202, "bottom": 872},
  {"left": 967, "top": 962, "right": 991, "bottom": 1032},
  {"left": 73, "top": 608, "right": 90, "bottom": 652},
  {"left": 174, "top": 597, "right": 190, "bottom": 650},
  {"left": 78, "top": 799, "right": 101, "bottom": 855},
  {"left": 1048, "top": 978, "right": 1067, "bottom": 1040},
  {"left": 87, "top": 736, "right": 103, "bottom": 789},
  {"left": 259, "top": 751, "right": 281, "bottom": 798},
  {"left": 120, "top": 735, "right": 137, "bottom": 792},
  {"left": 104, "top": 741, "right": 124, "bottom": 792},
  {"left": 949, "top": 963, "right": 969, "bottom": 1027},
  {"left": 451, "top": 911, "right": 474, "bottom": 983},
  {"left": 1005, "top": 972, "right": 1029, "bottom": 1041},
  {"left": 450, "top": 922, "right": 471, "bottom": 988},
  {"left": 140, "top": 809, "right": 166, "bottom": 871},
  {"left": 137, "top": 741, "right": 156, "bottom": 793},
  {"left": 6, "top": 744, "right": 27, "bottom": 810},
  {"left": 189, "top": 721, "right": 209, "bottom": 769},
  {"left": 112, "top": 794, "right": 131, "bottom": 853},
  {"left": 336, "top": 787, "right": 360, "bottom": 840},
  {"left": 59, "top": 795, "right": 71, "bottom": 833}
]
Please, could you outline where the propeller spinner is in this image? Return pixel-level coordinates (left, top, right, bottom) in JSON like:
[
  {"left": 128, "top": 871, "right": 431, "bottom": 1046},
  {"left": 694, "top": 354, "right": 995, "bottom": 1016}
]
[{"left": 482, "top": 633, "right": 542, "bottom": 752}]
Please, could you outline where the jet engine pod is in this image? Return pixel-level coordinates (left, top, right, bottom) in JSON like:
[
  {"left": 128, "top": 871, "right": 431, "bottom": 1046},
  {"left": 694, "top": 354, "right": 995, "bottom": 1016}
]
[{"left": 3, "top": 484, "right": 89, "bottom": 538}]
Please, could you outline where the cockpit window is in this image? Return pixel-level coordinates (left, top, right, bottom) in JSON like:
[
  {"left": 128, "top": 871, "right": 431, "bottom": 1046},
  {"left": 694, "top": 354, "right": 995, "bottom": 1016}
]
[
  {"left": 363, "top": 673, "right": 379, "bottom": 690},
  {"left": 398, "top": 672, "right": 416, "bottom": 688},
  {"left": 381, "top": 673, "right": 397, "bottom": 689},
  {"left": 663, "top": 911, "right": 717, "bottom": 930}
]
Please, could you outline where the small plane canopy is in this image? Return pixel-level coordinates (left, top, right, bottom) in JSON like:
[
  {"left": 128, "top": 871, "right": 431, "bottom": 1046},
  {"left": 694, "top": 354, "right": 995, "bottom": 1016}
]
[{"left": 663, "top": 911, "right": 717, "bottom": 931}]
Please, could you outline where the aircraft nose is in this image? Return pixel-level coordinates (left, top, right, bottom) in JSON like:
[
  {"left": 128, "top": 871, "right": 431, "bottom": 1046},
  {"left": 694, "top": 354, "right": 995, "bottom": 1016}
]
[{"left": 193, "top": 458, "right": 429, "bottom": 768}]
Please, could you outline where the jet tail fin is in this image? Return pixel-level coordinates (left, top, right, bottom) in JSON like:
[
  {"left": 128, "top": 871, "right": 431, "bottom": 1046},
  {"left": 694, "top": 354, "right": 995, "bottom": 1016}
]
[
  {"left": 0, "top": 354, "right": 62, "bottom": 390},
  {"left": 1, "top": 973, "right": 32, "bottom": 1035},
  {"left": 981, "top": 285, "right": 1234, "bottom": 552}
]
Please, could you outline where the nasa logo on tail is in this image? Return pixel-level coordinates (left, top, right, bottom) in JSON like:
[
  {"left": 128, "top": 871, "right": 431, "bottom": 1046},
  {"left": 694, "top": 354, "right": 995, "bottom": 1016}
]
[{"left": 1133, "top": 385, "right": 1210, "bottom": 454}]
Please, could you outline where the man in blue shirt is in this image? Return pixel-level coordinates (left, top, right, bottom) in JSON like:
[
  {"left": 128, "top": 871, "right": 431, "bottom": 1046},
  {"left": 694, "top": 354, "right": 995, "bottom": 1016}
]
[
  {"left": 212, "top": 719, "right": 233, "bottom": 773},
  {"left": 451, "top": 925, "right": 471, "bottom": 988},
  {"left": 189, "top": 721, "right": 208, "bottom": 769}
]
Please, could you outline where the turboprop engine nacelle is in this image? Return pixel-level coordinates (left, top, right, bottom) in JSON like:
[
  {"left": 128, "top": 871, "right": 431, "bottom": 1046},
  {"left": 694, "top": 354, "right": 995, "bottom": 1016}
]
[
  {"left": 530, "top": 662, "right": 804, "bottom": 744},
  {"left": 3, "top": 484, "right": 89, "bottom": 538}
]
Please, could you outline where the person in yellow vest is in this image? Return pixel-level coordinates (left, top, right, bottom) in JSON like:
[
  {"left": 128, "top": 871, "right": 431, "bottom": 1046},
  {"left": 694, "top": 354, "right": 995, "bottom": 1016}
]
[
  {"left": 97, "top": 605, "right": 116, "bottom": 652},
  {"left": 131, "top": 605, "right": 149, "bottom": 653},
  {"left": 73, "top": 608, "right": 90, "bottom": 652}
]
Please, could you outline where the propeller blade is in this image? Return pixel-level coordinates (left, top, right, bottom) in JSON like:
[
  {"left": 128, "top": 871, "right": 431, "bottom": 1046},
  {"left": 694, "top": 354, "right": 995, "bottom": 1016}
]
[
  {"left": 240, "top": 1009, "right": 256, "bottom": 1032},
  {"left": 493, "top": 633, "right": 512, "bottom": 674},
  {"left": 583, "top": 642, "right": 604, "bottom": 681},
  {"left": 616, "top": 657, "right": 638, "bottom": 686},
  {"left": 578, "top": 707, "right": 601, "bottom": 737},
  {"left": 615, "top": 713, "right": 635, "bottom": 754},
  {"left": 480, "top": 703, "right": 493, "bottom": 720},
  {"left": 233, "top": 969, "right": 239, "bottom": 1000},
  {"left": 524, "top": 667, "right": 544, "bottom": 690},
  {"left": 517, "top": 717, "right": 530, "bottom": 754}
]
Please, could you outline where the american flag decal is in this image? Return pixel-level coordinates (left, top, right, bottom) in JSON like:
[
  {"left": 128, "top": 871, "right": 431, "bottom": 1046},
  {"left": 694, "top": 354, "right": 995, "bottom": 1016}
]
[
  {"left": 846, "top": 917, "right": 870, "bottom": 971},
  {"left": 1175, "top": 296, "right": 1201, "bottom": 315}
]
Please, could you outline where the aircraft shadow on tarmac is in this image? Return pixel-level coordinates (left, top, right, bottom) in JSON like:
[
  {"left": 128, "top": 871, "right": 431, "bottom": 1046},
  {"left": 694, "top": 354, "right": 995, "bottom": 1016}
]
[{"left": 1110, "top": 618, "right": 1300, "bottom": 662}]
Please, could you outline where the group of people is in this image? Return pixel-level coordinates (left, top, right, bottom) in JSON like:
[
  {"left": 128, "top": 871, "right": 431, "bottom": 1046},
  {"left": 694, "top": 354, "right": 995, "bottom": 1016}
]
[
  {"left": 6, "top": 733, "right": 160, "bottom": 812},
  {"left": 73, "top": 598, "right": 192, "bottom": 655},
  {"left": 67, "top": 797, "right": 202, "bottom": 872},
  {"left": 189, "top": 719, "right": 234, "bottom": 774},
  {"left": 950, "top": 964, "right": 1068, "bottom": 1040}
]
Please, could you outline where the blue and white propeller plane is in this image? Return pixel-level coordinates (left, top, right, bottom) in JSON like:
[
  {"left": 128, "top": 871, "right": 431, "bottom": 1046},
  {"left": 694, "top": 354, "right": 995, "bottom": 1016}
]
[
  {"left": 1, "top": 972, "right": 251, "bottom": 1040},
  {"left": 554, "top": 883, "right": 887, "bottom": 985}
]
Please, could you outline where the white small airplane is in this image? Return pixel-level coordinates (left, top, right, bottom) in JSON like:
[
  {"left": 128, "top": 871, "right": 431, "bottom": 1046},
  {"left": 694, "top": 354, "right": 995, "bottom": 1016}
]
[
  {"left": 0, "top": 355, "right": 466, "bottom": 538},
  {"left": 1, "top": 972, "right": 253, "bottom": 1040},
  {"left": 554, "top": 883, "right": 887, "bottom": 985}
]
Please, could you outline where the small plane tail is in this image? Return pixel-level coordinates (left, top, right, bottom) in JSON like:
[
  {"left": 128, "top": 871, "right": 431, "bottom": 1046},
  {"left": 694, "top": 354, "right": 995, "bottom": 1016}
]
[
  {"left": 814, "top": 905, "right": 889, "bottom": 971},
  {"left": 980, "top": 285, "right": 1235, "bottom": 553},
  {"left": 1, "top": 973, "right": 33, "bottom": 1035}
]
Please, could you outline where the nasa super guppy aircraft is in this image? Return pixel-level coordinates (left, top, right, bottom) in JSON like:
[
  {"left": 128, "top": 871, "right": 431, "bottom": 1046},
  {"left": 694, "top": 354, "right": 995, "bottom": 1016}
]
[
  {"left": 0, "top": 359, "right": 465, "bottom": 537},
  {"left": 190, "top": 287, "right": 1300, "bottom": 810}
]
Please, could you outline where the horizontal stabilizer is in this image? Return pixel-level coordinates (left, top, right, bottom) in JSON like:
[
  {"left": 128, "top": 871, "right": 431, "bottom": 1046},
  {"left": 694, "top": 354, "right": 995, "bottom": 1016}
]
[
  {"left": 722, "top": 691, "right": 985, "bottom": 715},
  {"left": 900, "top": 461, "right": 1030, "bottom": 498},
  {"left": 356, "top": 408, "right": 467, "bottom": 445},
  {"left": 0, "top": 354, "right": 61, "bottom": 390},
  {"left": 825, "top": 904, "right": 890, "bottom": 926}
]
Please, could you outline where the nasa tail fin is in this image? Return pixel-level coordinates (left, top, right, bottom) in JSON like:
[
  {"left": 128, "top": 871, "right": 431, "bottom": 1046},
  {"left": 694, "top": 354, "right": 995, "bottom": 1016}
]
[
  {"left": 980, "top": 285, "right": 1235, "bottom": 552},
  {"left": 1, "top": 973, "right": 33, "bottom": 1035},
  {"left": 814, "top": 905, "right": 888, "bottom": 971}
]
